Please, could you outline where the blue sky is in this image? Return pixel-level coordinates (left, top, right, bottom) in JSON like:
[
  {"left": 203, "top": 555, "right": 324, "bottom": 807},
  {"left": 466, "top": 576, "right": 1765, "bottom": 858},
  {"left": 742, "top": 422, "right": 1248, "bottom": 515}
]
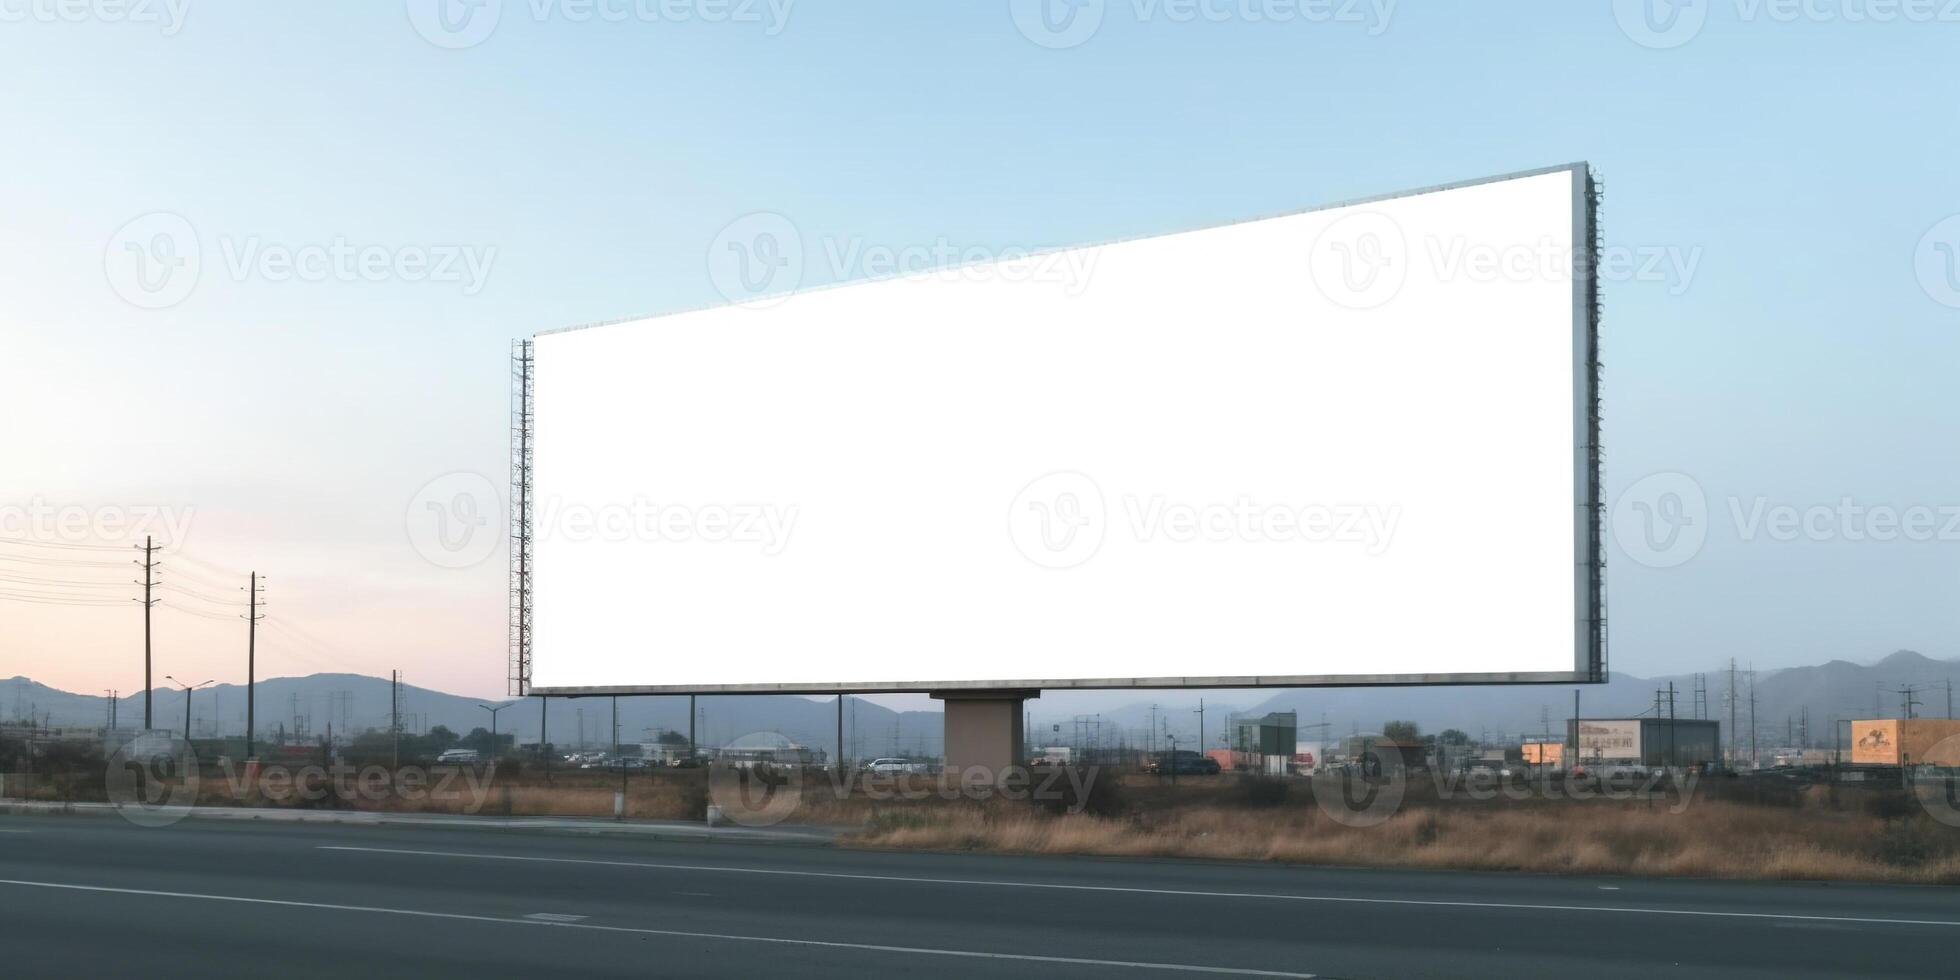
[{"left": 2, "top": 1, "right": 1956, "bottom": 698}]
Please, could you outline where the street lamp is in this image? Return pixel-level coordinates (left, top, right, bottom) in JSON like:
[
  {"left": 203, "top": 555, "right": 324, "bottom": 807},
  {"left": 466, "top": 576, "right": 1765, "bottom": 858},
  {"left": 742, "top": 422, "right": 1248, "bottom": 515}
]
[
  {"left": 477, "top": 703, "right": 510, "bottom": 761},
  {"left": 164, "top": 675, "right": 214, "bottom": 740}
]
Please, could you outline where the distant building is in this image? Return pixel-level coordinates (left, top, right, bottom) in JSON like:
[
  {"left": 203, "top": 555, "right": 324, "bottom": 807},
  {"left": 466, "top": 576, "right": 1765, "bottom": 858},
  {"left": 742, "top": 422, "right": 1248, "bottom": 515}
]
[
  {"left": 1228, "top": 711, "right": 1298, "bottom": 774},
  {"left": 1568, "top": 718, "right": 1719, "bottom": 769}
]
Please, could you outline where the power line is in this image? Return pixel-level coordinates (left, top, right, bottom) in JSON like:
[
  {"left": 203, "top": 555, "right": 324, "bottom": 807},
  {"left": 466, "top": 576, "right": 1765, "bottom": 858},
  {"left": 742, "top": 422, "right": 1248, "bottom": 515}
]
[
  {"left": 0, "top": 536, "right": 137, "bottom": 553},
  {"left": 0, "top": 591, "right": 126, "bottom": 606},
  {"left": 0, "top": 553, "right": 130, "bottom": 568}
]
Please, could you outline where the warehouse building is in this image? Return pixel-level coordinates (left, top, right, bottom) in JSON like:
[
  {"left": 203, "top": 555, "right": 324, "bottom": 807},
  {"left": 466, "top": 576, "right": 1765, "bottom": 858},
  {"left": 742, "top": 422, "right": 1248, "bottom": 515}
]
[{"left": 1568, "top": 717, "right": 1720, "bottom": 770}]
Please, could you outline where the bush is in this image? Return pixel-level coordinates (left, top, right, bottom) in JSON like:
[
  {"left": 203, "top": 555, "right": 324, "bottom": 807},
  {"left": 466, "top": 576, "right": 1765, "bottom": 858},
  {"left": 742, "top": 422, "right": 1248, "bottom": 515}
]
[
  {"left": 1035, "top": 766, "right": 1128, "bottom": 818},
  {"left": 1232, "top": 775, "right": 1290, "bottom": 808}
]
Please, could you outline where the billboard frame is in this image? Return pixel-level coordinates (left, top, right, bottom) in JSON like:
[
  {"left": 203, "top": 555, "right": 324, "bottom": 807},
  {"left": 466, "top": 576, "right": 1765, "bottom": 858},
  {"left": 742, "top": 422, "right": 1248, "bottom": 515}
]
[{"left": 511, "top": 163, "right": 1607, "bottom": 697}]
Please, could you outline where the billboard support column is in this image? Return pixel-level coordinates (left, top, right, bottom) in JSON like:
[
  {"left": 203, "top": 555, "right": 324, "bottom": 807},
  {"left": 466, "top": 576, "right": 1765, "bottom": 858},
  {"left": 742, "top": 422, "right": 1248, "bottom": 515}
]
[{"left": 932, "top": 690, "right": 1036, "bottom": 786}]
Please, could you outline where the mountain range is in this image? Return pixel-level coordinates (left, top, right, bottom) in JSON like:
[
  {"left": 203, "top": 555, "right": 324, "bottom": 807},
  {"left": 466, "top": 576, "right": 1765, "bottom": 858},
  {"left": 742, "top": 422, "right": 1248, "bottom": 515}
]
[{"left": 5, "top": 650, "right": 1955, "bottom": 756}]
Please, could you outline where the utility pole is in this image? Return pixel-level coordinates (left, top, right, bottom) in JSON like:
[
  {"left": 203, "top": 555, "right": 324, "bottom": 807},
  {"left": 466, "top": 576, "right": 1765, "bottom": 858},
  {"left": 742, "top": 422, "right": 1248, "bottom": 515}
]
[
  {"left": 135, "top": 536, "right": 158, "bottom": 729},
  {"left": 1194, "top": 698, "right": 1206, "bottom": 757},
  {"left": 390, "top": 670, "right": 401, "bottom": 768},
  {"left": 688, "top": 694, "right": 697, "bottom": 761},
  {"left": 539, "top": 696, "right": 550, "bottom": 781},
  {"left": 165, "top": 676, "right": 212, "bottom": 741},
  {"left": 1667, "top": 681, "right": 1677, "bottom": 770},
  {"left": 245, "top": 571, "right": 263, "bottom": 758},
  {"left": 1897, "top": 685, "right": 1923, "bottom": 720},
  {"left": 104, "top": 690, "right": 115, "bottom": 730},
  {"left": 1947, "top": 678, "right": 1954, "bottom": 720},
  {"left": 837, "top": 695, "right": 845, "bottom": 776},
  {"left": 478, "top": 703, "right": 510, "bottom": 761},
  {"left": 1571, "top": 688, "right": 1582, "bottom": 768},
  {"left": 1747, "top": 665, "right": 1759, "bottom": 769},
  {"left": 1727, "top": 658, "right": 1739, "bottom": 767}
]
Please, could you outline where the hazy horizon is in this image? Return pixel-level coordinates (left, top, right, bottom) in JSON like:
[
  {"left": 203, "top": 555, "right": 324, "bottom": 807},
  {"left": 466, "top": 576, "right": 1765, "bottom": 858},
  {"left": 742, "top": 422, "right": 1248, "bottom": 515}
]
[{"left": 6, "top": 6, "right": 1958, "bottom": 699}]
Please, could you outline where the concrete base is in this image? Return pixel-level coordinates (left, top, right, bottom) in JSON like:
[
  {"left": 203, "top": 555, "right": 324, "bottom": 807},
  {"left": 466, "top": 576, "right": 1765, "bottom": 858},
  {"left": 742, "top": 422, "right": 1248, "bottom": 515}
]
[{"left": 932, "top": 689, "right": 1037, "bottom": 785}]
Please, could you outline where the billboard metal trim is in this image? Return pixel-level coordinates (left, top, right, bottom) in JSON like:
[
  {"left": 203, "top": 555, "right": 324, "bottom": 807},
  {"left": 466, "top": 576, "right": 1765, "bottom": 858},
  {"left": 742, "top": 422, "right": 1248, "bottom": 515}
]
[{"left": 520, "top": 163, "right": 1607, "bottom": 696}]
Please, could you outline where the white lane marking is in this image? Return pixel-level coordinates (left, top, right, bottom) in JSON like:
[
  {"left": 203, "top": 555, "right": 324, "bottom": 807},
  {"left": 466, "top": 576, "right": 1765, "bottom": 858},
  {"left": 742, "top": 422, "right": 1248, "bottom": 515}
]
[
  {"left": 524, "top": 913, "right": 588, "bottom": 922},
  {"left": 0, "top": 829, "right": 32, "bottom": 834},
  {"left": 0, "top": 878, "right": 1315, "bottom": 978},
  {"left": 318, "top": 845, "right": 1960, "bottom": 930}
]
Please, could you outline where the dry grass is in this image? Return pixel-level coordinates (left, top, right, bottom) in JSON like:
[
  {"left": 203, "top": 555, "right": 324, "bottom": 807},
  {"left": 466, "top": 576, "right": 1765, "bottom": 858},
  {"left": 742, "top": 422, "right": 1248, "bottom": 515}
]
[
  {"left": 16, "top": 749, "right": 1960, "bottom": 885},
  {"left": 846, "top": 786, "right": 1960, "bottom": 885}
]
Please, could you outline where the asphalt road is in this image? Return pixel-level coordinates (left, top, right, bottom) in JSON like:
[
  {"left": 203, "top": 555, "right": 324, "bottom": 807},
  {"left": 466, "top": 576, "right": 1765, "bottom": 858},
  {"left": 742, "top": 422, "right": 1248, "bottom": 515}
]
[{"left": 0, "top": 811, "right": 1954, "bottom": 979}]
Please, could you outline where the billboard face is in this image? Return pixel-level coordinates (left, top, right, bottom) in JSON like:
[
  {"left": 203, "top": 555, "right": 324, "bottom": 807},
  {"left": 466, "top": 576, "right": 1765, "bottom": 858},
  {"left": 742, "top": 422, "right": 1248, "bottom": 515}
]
[
  {"left": 1576, "top": 721, "right": 1641, "bottom": 761},
  {"left": 525, "top": 165, "right": 1602, "bottom": 694},
  {"left": 1853, "top": 720, "right": 1900, "bottom": 765},
  {"left": 1522, "top": 742, "right": 1563, "bottom": 765}
]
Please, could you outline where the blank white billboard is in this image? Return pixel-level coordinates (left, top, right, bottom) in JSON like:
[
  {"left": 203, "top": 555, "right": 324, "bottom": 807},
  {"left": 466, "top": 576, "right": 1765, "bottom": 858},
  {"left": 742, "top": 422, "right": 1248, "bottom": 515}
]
[{"left": 525, "top": 164, "right": 1602, "bottom": 693}]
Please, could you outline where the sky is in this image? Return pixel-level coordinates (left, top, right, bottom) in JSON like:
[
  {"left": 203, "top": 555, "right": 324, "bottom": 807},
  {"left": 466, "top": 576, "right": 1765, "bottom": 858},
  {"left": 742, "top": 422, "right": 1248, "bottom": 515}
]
[{"left": 1, "top": 1, "right": 1957, "bottom": 703}]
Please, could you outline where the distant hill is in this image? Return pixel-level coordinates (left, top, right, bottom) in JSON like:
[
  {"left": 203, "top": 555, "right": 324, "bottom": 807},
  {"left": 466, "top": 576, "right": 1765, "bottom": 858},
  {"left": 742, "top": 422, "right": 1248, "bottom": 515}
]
[
  {"left": 1244, "top": 649, "right": 1960, "bottom": 748},
  {"left": 0, "top": 673, "right": 943, "bottom": 759},
  {"left": 6, "top": 650, "right": 1955, "bottom": 754}
]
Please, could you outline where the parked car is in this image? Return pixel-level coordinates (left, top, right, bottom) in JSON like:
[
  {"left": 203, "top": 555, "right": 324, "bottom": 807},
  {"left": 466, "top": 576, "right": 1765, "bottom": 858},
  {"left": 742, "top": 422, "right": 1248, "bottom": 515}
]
[
  {"left": 1147, "top": 750, "right": 1221, "bottom": 775},
  {"left": 435, "top": 748, "right": 479, "bottom": 765},
  {"left": 1456, "top": 759, "right": 1526, "bottom": 783},
  {"left": 865, "top": 758, "right": 917, "bottom": 774}
]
